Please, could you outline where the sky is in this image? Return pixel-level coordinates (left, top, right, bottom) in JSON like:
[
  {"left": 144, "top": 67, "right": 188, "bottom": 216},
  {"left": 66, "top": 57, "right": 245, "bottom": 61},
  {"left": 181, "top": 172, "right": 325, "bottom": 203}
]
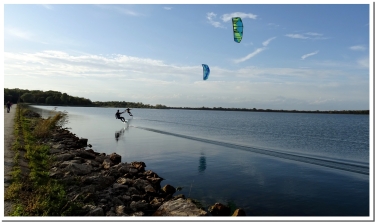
[{"left": 3, "top": 3, "right": 372, "bottom": 110}]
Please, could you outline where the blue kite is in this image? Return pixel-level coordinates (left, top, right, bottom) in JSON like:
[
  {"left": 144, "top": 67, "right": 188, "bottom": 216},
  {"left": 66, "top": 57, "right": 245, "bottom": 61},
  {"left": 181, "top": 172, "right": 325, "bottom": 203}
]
[{"left": 202, "top": 64, "right": 210, "bottom": 80}]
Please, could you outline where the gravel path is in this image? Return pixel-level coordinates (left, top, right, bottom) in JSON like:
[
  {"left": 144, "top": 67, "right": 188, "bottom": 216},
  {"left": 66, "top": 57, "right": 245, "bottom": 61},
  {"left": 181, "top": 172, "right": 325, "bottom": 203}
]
[{"left": 4, "top": 104, "right": 16, "bottom": 216}]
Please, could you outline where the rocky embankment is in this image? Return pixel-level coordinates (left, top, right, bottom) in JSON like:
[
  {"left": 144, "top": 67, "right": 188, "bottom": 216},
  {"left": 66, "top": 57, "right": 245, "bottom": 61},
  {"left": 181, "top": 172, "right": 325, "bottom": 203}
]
[{"left": 41, "top": 118, "right": 246, "bottom": 216}]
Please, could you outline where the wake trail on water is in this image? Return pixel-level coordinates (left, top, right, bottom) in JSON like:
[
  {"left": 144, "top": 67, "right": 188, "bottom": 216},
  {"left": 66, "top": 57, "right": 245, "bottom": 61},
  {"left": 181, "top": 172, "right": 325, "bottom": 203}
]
[
  {"left": 138, "top": 118, "right": 368, "bottom": 145},
  {"left": 134, "top": 126, "right": 369, "bottom": 175}
]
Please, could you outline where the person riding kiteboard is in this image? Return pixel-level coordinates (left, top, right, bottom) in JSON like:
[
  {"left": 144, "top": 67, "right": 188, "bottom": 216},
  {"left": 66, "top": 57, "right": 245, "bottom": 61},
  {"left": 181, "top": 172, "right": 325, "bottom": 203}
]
[
  {"left": 125, "top": 108, "right": 133, "bottom": 117},
  {"left": 115, "top": 110, "right": 126, "bottom": 122}
]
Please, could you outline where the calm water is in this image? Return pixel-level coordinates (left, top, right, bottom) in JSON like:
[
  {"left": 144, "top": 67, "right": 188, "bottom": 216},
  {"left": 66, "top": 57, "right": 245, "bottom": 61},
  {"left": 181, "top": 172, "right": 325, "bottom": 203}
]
[{"left": 30, "top": 105, "right": 370, "bottom": 216}]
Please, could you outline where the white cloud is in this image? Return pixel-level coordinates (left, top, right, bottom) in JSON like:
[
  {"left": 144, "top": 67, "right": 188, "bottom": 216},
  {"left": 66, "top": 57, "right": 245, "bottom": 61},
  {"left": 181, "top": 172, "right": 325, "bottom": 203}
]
[
  {"left": 6, "top": 27, "right": 33, "bottom": 40},
  {"left": 207, "top": 11, "right": 257, "bottom": 28},
  {"left": 221, "top": 12, "right": 257, "bottom": 22},
  {"left": 164, "top": 7, "right": 172, "bottom": 10},
  {"left": 232, "top": 37, "right": 275, "bottom": 63},
  {"left": 285, "top": 34, "right": 308, "bottom": 39},
  {"left": 357, "top": 57, "right": 369, "bottom": 68},
  {"left": 349, "top": 45, "right": 366, "bottom": 51},
  {"left": 4, "top": 50, "right": 368, "bottom": 110},
  {"left": 233, "top": 48, "right": 265, "bottom": 63},
  {"left": 285, "top": 32, "right": 327, "bottom": 40},
  {"left": 206, "top": 12, "right": 224, "bottom": 28},
  {"left": 301, "top": 51, "right": 319, "bottom": 60},
  {"left": 285, "top": 34, "right": 309, "bottom": 39},
  {"left": 305, "top": 32, "right": 323, "bottom": 36},
  {"left": 262, "top": 37, "right": 276, "bottom": 46}
]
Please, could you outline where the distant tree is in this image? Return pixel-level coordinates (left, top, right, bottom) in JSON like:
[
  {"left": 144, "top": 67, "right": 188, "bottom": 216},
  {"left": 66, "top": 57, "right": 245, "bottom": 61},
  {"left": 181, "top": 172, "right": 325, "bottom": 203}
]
[
  {"left": 4, "top": 95, "right": 12, "bottom": 103},
  {"left": 20, "top": 93, "right": 35, "bottom": 103},
  {"left": 37, "top": 97, "right": 45, "bottom": 104},
  {"left": 45, "top": 96, "right": 54, "bottom": 104},
  {"left": 61, "top": 93, "right": 69, "bottom": 105},
  {"left": 53, "top": 96, "right": 61, "bottom": 105}
]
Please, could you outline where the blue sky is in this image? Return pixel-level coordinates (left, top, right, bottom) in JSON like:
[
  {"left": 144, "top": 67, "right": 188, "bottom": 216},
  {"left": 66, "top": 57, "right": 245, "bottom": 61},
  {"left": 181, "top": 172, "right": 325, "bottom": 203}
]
[{"left": 3, "top": 3, "right": 371, "bottom": 110}]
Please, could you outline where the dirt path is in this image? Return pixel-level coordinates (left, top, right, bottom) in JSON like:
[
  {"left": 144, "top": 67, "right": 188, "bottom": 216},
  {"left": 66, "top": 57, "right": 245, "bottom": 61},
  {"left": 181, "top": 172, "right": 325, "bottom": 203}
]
[{"left": 4, "top": 104, "right": 16, "bottom": 216}]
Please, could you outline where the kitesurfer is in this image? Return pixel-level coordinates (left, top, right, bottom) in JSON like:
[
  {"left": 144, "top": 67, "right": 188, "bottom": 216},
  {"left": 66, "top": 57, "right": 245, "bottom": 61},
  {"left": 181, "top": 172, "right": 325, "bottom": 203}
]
[
  {"left": 125, "top": 108, "right": 133, "bottom": 116},
  {"left": 115, "top": 110, "right": 126, "bottom": 122}
]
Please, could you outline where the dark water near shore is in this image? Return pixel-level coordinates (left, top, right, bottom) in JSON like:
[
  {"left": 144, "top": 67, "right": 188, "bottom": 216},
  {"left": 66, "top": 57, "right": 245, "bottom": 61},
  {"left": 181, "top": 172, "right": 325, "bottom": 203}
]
[{"left": 30, "top": 105, "right": 370, "bottom": 216}]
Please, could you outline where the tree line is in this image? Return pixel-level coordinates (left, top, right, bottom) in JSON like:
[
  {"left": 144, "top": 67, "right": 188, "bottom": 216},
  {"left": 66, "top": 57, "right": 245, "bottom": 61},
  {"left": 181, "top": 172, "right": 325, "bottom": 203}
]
[
  {"left": 4, "top": 88, "right": 368, "bottom": 114},
  {"left": 168, "top": 106, "right": 369, "bottom": 114},
  {"left": 4, "top": 88, "right": 168, "bottom": 109},
  {"left": 4, "top": 88, "right": 92, "bottom": 106},
  {"left": 92, "top": 101, "right": 168, "bottom": 109}
]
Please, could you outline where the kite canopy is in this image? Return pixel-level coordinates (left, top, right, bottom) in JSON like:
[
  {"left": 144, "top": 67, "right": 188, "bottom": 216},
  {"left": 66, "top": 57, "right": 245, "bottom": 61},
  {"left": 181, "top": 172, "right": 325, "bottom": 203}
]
[
  {"left": 202, "top": 64, "right": 210, "bottom": 80},
  {"left": 232, "top": 17, "right": 243, "bottom": 43}
]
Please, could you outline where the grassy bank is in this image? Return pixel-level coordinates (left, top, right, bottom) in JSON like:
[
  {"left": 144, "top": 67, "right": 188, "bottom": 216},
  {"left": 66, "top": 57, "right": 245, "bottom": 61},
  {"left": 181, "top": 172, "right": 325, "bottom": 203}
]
[{"left": 4, "top": 104, "right": 82, "bottom": 216}]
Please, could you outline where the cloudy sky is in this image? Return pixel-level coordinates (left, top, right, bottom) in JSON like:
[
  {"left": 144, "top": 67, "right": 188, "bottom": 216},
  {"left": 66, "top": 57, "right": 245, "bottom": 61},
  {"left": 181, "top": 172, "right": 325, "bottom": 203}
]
[{"left": 3, "top": 3, "right": 371, "bottom": 110}]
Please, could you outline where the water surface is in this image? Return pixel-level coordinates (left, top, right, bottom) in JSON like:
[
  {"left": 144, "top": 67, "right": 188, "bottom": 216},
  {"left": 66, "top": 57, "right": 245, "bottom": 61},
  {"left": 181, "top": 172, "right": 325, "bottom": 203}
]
[{"left": 30, "top": 106, "right": 370, "bottom": 216}]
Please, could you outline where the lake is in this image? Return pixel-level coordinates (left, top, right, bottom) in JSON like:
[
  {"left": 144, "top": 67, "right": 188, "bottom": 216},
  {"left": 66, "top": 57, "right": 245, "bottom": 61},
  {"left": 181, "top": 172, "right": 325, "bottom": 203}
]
[{"left": 30, "top": 105, "right": 370, "bottom": 216}]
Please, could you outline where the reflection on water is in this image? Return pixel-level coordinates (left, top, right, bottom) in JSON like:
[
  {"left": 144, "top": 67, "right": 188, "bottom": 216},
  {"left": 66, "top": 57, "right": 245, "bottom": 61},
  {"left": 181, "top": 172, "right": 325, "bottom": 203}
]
[
  {"left": 198, "top": 152, "right": 206, "bottom": 173},
  {"left": 115, "top": 121, "right": 131, "bottom": 142},
  {"left": 115, "top": 127, "right": 126, "bottom": 142}
]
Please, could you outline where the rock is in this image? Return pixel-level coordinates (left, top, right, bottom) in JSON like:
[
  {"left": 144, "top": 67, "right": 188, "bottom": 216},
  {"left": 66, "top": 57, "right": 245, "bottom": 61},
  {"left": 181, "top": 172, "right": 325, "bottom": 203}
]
[
  {"left": 85, "top": 159, "right": 100, "bottom": 168},
  {"left": 86, "top": 207, "right": 104, "bottom": 216},
  {"left": 113, "top": 183, "right": 128, "bottom": 190},
  {"left": 102, "top": 159, "right": 113, "bottom": 169},
  {"left": 232, "top": 208, "right": 246, "bottom": 216},
  {"left": 76, "top": 150, "right": 96, "bottom": 159},
  {"left": 131, "top": 194, "right": 142, "bottom": 201},
  {"left": 132, "top": 161, "right": 146, "bottom": 171},
  {"left": 128, "top": 168, "right": 138, "bottom": 174},
  {"left": 97, "top": 176, "right": 116, "bottom": 190},
  {"left": 106, "top": 210, "right": 116, "bottom": 216},
  {"left": 95, "top": 155, "right": 106, "bottom": 164},
  {"left": 109, "top": 153, "right": 121, "bottom": 165},
  {"left": 208, "top": 202, "right": 231, "bottom": 216},
  {"left": 115, "top": 205, "right": 126, "bottom": 215},
  {"left": 144, "top": 185, "right": 156, "bottom": 193},
  {"left": 131, "top": 211, "right": 145, "bottom": 216},
  {"left": 117, "top": 177, "right": 132, "bottom": 185},
  {"left": 82, "top": 204, "right": 96, "bottom": 212},
  {"left": 63, "top": 162, "right": 92, "bottom": 175},
  {"left": 133, "top": 179, "right": 151, "bottom": 191},
  {"left": 112, "top": 197, "right": 124, "bottom": 206},
  {"left": 130, "top": 200, "right": 149, "bottom": 211},
  {"left": 146, "top": 176, "right": 163, "bottom": 186},
  {"left": 128, "top": 187, "right": 140, "bottom": 195},
  {"left": 117, "top": 165, "right": 131, "bottom": 174},
  {"left": 153, "top": 198, "right": 208, "bottom": 216},
  {"left": 61, "top": 160, "right": 82, "bottom": 167},
  {"left": 171, "top": 194, "right": 186, "bottom": 200},
  {"left": 122, "top": 195, "right": 131, "bottom": 202},
  {"left": 78, "top": 138, "right": 88, "bottom": 146},
  {"left": 54, "top": 153, "right": 74, "bottom": 161},
  {"left": 49, "top": 148, "right": 61, "bottom": 154},
  {"left": 144, "top": 170, "right": 160, "bottom": 178},
  {"left": 162, "top": 184, "right": 176, "bottom": 195},
  {"left": 106, "top": 168, "right": 122, "bottom": 178}
]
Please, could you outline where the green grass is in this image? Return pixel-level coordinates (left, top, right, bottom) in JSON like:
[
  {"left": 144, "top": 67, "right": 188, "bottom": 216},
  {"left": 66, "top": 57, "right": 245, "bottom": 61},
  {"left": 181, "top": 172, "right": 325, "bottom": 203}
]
[{"left": 6, "top": 104, "right": 83, "bottom": 216}]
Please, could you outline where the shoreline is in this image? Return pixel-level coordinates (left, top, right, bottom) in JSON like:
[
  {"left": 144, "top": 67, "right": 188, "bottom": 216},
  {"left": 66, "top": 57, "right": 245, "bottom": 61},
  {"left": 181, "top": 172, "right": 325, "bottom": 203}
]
[
  {"left": 5, "top": 105, "right": 245, "bottom": 216},
  {"left": 23, "top": 103, "right": 370, "bottom": 115}
]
